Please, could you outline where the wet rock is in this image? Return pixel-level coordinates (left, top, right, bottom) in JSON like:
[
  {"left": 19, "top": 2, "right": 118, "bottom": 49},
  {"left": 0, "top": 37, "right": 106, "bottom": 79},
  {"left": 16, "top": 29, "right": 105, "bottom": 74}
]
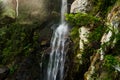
[
  {"left": 15, "top": 55, "right": 41, "bottom": 80},
  {"left": 0, "top": 66, "right": 9, "bottom": 80}
]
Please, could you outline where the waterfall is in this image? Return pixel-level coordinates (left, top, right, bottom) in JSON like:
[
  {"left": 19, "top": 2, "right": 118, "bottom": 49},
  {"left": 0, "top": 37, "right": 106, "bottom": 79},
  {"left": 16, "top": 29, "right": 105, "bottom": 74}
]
[
  {"left": 47, "top": 0, "right": 68, "bottom": 80},
  {"left": 61, "top": 0, "right": 67, "bottom": 23},
  {"left": 16, "top": 0, "right": 19, "bottom": 17}
]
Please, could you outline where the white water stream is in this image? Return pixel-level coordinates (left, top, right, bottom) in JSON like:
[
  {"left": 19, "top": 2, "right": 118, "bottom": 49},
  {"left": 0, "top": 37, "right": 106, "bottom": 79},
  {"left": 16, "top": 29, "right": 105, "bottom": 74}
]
[
  {"left": 16, "top": 0, "right": 19, "bottom": 17},
  {"left": 47, "top": 0, "right": 68, "bottom": 80}
]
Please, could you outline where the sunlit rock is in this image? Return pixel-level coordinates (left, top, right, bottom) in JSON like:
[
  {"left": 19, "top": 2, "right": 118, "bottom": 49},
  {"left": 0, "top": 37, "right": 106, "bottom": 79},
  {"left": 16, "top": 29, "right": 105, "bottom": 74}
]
[
  {"left": 100, "top": 6, "right": 120, "bottom": 60},
  {"left": 84, "top": 5, "right": 120, "bottom": 80},
  {"left": 70, "top": 0, "right": 92, "bottom": 13},
  {"left": 0, "top": 0, "right": 16, "bottom": 19},
  {"left": 79, "top": 26, "right": 90, "bottom": 52}
]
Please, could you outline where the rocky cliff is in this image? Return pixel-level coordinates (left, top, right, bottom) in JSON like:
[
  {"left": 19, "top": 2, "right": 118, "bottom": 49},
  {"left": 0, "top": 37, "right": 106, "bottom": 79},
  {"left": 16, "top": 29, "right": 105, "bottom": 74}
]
[
  {"left": 0, "top": 0, "right": 120, "bottom": 80},
  {"left": 65, "top": 0, "right": 120, "bottom": 80}
]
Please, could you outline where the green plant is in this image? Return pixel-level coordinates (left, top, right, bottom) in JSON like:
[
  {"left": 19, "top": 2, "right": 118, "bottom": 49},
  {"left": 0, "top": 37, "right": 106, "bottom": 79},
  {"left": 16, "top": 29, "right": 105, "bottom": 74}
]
[
  {"left": 9, "top": 64, "right": 18, "bottom": 74},
  {"left": 0, "top": 22, "right": 37, "bottom": 64},
  {"left": 88, "top": 25, "right": 106, "bottom": 43},
  {"left": 104, "top": 55, "right": 119, "bottom": 70},
  {"left": 70, "top": 26, "right": 79, "bottom": 42},
  {"left": 66, "top": 13, "right": 100, "bottom": 27}
]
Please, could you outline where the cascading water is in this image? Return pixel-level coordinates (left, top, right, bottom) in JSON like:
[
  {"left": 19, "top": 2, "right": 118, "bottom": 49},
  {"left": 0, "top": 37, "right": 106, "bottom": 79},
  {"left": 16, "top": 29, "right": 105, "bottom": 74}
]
[
  {"left": 47, "top": 0, "right": 68, "bottom": 80},
  {"left": 16, "top": 0, "right": 19, "bottom": 17}
]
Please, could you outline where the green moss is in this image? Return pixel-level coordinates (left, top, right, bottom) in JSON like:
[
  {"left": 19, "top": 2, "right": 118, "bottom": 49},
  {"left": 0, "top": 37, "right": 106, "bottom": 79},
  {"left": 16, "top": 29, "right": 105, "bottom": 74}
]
[
  {"left": 2, "top": 7, "right": 15, "bottom": 19},
  {"left": 0, "top": 22, "right": 41, "bottom": 64},
  {"left": 70, "top": 26, "right": 79, "bottom": 42},
  {"left": 113, "top": 37, "right": 120, "bottom": 55},
  {"left": 104, "top": 55, "right": 119, "bottom": 71},
  {"left": 70, "top": 26, "right": 80, "bottom": 63},
  {"left": 88, "top": 25, "right": 106, "bottom": 43},
  {"left": 0, "top": 1, "right": 3, "bottom": 15}
]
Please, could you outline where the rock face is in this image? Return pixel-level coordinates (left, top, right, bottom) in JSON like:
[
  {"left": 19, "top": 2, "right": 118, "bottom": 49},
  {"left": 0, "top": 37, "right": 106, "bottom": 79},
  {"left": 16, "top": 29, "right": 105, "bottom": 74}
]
[
  {"left": 0, "top": 0, "right": 62, "bottom": 80},
  {"left": 68, "top": 0, "right": 120, "bottom": 80},
  {"left": 99, "top": 6, "right": 120, "bottom": 60},
  {"left": 15, "top": 55, "right": 41, "bottom": 80},
  {"left": 71, "top": 0, "right": 92, "bottom": 55},
  {"left": 0, "top": 0, "right": 120, "bottom": 80},
  {"left": 18, "top": 0, "right": 50, "bottom": 23},
  {"left": 70, "top": 0, "right": 92, "bottom": 13},
  {"left": 65, "top": 0, "right": 93, "bottom": 80},
  {"left": 0, "top": 0, "right": 16, "bottom": 19},
  {"left": 0, "top": 0, "right": 61, "bottom": 24},
  {"left": 71, "top": 0, "right": 92, "bottom": 65},
  {"left": 85, "top": 6, "right": 120, "bottom": 80},
  {"left": 0, "top": 66, "right": 9, "bottom": 80}
]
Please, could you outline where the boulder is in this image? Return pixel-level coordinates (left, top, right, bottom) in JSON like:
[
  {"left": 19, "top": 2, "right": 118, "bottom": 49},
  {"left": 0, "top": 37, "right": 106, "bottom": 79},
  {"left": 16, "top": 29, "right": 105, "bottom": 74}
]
[
  {"left": 70, "top": 0, "right": 92, "bottom": 13},
  {"left": 0, "top": 66, "right": 9, "bottom": 80},
  {"left": 0, "top": 0, "right": 16, "bottom": 19}
]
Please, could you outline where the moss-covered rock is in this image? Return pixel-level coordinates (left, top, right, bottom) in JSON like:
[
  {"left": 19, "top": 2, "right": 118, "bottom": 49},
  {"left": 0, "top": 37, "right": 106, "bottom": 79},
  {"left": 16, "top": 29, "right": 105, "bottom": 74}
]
[
  {"left": 66, "top": 0, "right": 120, "bottom": 80},
  {"left": 84, "top": 4, "right": 120, "bottom": 80}
]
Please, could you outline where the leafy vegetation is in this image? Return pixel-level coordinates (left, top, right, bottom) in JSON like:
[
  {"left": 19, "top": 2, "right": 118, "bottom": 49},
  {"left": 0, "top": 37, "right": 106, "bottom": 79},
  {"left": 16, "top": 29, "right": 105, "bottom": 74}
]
[
  {"left": 113, "top": 36, "right": 120, "bottom": 55},
  {"left": 66, "top": 13, "right": 101, "bottom": 27},
  {"left": 70, "top": 26, "right": 79, "bottom": 43},
  {"left": 104, "top": 55, "right": 119, "bottom": 71},
  {"left": 66, "top": 12, "right": 104, "bottom": 80},
  {"left": 0, "top": 0, "right": 119, "bottom": 79},
  {"left": 0, "top": 22, "right": 40, "bottom": 64},
  {"left": 88, "top": 25, "right": 106, "bottom": 44},
  {"left": 91, "top": 0, "right": 117, "bottom": 17},
  {"left": 66, "top": 1, "right": 120, "bottom": 79},
  {"left": 9, "top": 64, "right": 18, "bottom": 74}
]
